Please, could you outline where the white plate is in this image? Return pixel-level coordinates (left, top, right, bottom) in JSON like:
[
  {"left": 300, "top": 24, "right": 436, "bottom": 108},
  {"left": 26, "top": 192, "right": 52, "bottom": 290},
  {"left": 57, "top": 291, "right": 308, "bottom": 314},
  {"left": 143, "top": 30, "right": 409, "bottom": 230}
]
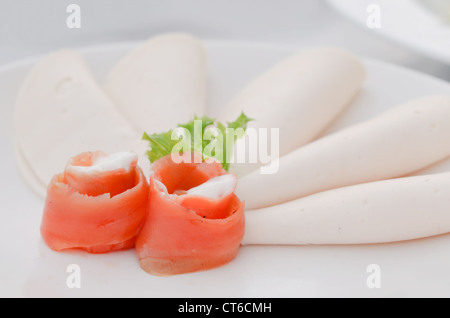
[
  {"left": 326, "top": 0, "right": 450, "bottom": 65},
  {"left": 2, "top": 40, "right": 450, "bottom": 298}
]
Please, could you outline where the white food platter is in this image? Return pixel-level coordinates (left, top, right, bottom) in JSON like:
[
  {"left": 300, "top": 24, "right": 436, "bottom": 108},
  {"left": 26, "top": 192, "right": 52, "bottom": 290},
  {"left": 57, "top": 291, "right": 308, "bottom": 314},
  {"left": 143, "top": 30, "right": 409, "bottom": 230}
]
[
  {"left": 327, "top": 0, "right": 450, "bottom": 65},
  {"left": 1, "top": 40, "right": 450, "bottom": 297}
]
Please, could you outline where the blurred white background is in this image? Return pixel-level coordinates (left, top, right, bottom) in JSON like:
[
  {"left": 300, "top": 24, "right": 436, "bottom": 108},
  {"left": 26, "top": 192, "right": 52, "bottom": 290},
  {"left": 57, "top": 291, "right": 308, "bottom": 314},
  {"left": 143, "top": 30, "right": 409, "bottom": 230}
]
[{"left": 0, "top": 0, "right": 449, "bottom": 81}]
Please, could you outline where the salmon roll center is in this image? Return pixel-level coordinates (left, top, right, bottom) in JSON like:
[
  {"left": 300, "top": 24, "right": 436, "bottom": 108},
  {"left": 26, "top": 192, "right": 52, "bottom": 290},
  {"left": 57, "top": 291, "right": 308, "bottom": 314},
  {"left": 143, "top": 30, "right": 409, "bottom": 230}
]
[
  {"left": 64, "top": 151, "right": 138, "bottom": 197},
  {"left": 151, "top": 152, "right": 239, "bottom": 219}
]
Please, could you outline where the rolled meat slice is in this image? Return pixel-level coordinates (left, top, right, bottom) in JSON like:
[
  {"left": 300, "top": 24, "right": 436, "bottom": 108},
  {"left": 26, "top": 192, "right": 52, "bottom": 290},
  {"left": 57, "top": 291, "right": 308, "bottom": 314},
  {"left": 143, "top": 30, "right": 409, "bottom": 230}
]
[
  {"left": 104, "top": 33, "right": 207, "bottom": 133},
  {"left": 237, "top": 95, "right": 450, "bottom": 210},
  {"left": 135, "top": 153, "right": 245, "bottom": 276},
  {"left": 40, "top": 151, "right": 149, "bottom": 253},
  {"left": 242, "top": 172, "right": 450, "bottom": 245},
  {"left": 218, "top": 47, "right": 366, "bottom": 176}
]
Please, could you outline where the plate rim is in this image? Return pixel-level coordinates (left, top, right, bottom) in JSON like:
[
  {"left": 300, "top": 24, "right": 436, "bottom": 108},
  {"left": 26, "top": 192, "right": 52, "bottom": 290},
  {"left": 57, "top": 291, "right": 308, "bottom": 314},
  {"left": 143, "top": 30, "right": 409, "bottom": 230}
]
[{"left": 1, "top": 37, "right": 449, "bottom": 87}]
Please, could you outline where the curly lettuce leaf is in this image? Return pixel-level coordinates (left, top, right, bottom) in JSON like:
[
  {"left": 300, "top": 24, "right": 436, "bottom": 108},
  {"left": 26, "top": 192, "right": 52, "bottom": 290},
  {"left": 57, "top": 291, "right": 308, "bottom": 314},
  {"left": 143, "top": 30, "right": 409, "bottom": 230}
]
[{"left": 142, "top": 112, "right": 252, "bottom": 171}]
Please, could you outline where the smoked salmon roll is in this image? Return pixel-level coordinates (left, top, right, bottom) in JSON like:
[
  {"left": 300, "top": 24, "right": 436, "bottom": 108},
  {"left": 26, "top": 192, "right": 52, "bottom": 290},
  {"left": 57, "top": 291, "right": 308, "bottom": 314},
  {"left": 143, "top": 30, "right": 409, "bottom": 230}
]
[
  {"left": 40, "top": 151, "right": 149, "bottom": 253},
  {"left": 135, "top": 152, "right": 245, "bottom": 276}
]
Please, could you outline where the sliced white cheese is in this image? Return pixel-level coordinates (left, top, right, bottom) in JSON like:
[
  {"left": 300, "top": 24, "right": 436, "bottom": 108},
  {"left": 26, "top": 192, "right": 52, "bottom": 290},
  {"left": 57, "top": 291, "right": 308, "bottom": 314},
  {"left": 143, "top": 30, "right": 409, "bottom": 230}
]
[
  {"left": 104, "top": 33, "right": 207, "bottom": 133},
  {"left": 242, "top": 172, "right": 450, "bottom": 245},
  {"left": 14, "top": 50, "right": 149, "bottom": 196},
  {"left": 154, "top": 179, "right": 169, "bottom": 194},
  {"left": 186, "top": 174, "right": 237, "bottom": 200},
  {"left": 237, "top": 95, "right": 450, "bottom": 210},
  {"left": 219, "top": 47, "right": 366, "bottom": 176},
  {"left": 66, "top": 151, "right": 138, "bottom": 174}
]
